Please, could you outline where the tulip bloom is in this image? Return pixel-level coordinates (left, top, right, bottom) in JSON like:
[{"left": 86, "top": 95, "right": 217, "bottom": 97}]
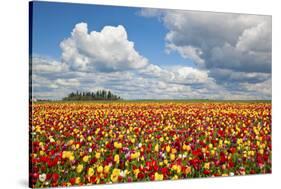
[
  {"left": 76, "top": 164, "right": 83, "bottom": 173},
  {"left": 154, "top": 172, "right": 164, "bottom": 181}
]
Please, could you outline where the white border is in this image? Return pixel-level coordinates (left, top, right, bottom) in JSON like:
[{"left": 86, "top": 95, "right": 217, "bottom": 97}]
[{"left": 0, "top": 0, "right": 280, "bottom": 189}]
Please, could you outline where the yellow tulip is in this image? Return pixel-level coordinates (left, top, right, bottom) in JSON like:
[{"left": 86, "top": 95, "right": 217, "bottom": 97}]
[
  {"left": 171, "top": 148, "right": 177, "bottom": 154},
  {"left": 104, "top": 165, "right": 111, "bottom": 174},
  {"left": 39, "top": 150, "right": 44, "bottom": 156},
  {"left": 75, "top": 177, "right": 80, "bottom": 184},
  {"left": 114, "top": 154, "right": 120, "bottom": 163},
  {"left": 133, "top": 168, "right": 140, "bottom": 177},
  {"left": 76, "top": 164, "right": 83, "bottom": 173},
  {"left": 166, "top": 145, "right": 171, "bottom": 153},
  {"left": 114, "top": 141, "right": 122, "bottom": 149},
  {"left": 83, "top": 155, "right": 90, "bottom": 163},
  {"left": 172, "top": 164, "right": 181, "bottom": 174},
  {"left": 87, "top": 167, "right": 94, "bottom": 177},
  {"left": 154, "top": 172, "right": 164, "bottom": 181},
  {"left": 62, "top": 151, "right": 74, "bottom": 161},
  {"left": 111, "top": 168, "right": 121, "bottom": 183},
  {"left": 204, "top": 163, "right": 210, "bottom": 169},
  {"left": 170, "top": 153, "right": 175, "bottom": 161},
  {"left": 97, "top": 165, "right": 103, "bottom": 173},
  {"left": 131, "top": 151, "right": 140, "bottom": 159},
  {"left": 95, "top": 152, "right": 101, "bottom": 159},
  {"left": 154, "top": 144, "right": 159, "bottom": 152}
]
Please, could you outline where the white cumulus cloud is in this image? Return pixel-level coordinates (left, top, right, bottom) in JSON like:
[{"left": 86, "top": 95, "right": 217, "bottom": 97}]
[{"left": 60, "top": 22, "right": 149, "bottom": 72}]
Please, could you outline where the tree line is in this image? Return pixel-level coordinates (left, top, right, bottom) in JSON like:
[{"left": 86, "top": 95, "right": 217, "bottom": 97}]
[{"left": 62, "top": 90, "right": 122, "bottom": 101}]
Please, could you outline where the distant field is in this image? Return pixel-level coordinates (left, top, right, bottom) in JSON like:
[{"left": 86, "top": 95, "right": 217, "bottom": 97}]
[
  {"left": 32, "top": 99, "right": 272, "bottom": 104},
  {"left": 30, "top": 101, "right": 271, "bottom": 187}
]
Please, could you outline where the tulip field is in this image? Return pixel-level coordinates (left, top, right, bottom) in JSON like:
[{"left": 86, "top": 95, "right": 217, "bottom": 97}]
[{"left": 30, "top": 101, "right": 271, "bottom": 187}]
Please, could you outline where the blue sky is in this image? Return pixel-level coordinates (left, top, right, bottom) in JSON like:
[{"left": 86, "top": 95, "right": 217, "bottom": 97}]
[
  {"left": 31, "top": 1, "right": 194, "bottom": 67},
  {"left": 31, "top": 1, "right": 272, "bottom": 100}
]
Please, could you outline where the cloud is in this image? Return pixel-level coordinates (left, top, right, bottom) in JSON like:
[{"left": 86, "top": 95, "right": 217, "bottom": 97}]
[
  {"left": 140, "top": 9, "right": 271, "bottom": 74},
  {"left": 236, "top": 21, "right": 271, "bottom": 52},
  {"left": 240, "top": 78, "right": 272, "bottom": 98},
  {"left": 166, "top": 44, "right": 205, "bottom": 67},
  {"left": 208, "top": 68, "right": 271, "bottom": 83},
  {"left": 54, "top": 78, "right": 80, "bottom": 87},
  {"left": 138, "top": 63, "right": 213, "bottom": 86},
  {"left": 209, "top": 43, "right": 271, "bottom": 73},
  {"left": 32, "top": 56, "right": 69, "bottom": 73},
  {"left": 138, "top": 8, "right": 162, "bottom": 18},
  {"left": 31, "top": 56, "right": 81, "bottom": 99},
  {"left": 60, "top": 22, "right": 149, "bottom": 72},
  {"left": 166, "top": 66, "right": 212, "bottom": 85}
]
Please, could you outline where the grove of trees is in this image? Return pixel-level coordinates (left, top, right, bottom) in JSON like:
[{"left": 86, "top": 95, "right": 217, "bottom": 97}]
[{"left": 62, "top": 90, "right": 122, "bottom": 101}]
